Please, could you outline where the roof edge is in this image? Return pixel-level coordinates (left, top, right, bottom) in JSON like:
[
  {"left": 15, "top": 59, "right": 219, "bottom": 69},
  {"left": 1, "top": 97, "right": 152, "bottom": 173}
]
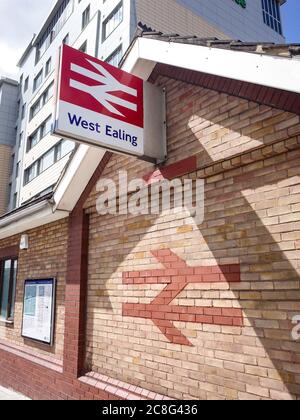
[
  {"left": 17, "top": 0, "right": 65, "bottom": 67},
  {"left": 121, "top": 34, "right": 300, "bottom": 95},
  {"left": 17, "top": 35, "right": 36, "bottom": 68},
  {"left": 0, "top": 197, "right": 69, "bottom": 240},
  {"left": 0, "top": 77, "right": 18, "bottom": 88}
]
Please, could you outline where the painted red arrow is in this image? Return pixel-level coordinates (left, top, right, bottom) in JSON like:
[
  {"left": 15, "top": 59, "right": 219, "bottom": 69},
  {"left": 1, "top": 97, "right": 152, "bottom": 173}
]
[{"left": 122, "top": 249, "right": 243, "bottom": 346}]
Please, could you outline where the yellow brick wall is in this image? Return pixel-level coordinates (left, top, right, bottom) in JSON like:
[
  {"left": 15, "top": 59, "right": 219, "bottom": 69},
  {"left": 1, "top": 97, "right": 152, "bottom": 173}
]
[
  {"left": 0, "top": 144, "right": 12, "bottom": 215},
  {"left": 0, "top": 219, "right": 68, "bottom": 361},
  {"left": 84, "top": 77, "right": 300, "bottom": 400},
  {"left": 136, "top": 0, "right": 228, "bottom": 39}
]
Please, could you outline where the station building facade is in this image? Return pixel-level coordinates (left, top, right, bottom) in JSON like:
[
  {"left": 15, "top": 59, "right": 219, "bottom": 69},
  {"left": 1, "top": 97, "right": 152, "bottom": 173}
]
[
  {"left": 0, "top": 29, "right": 300, "bottom": 400},
  {"left": 3, "top": 0, "right": 287, "bottom": 215}
]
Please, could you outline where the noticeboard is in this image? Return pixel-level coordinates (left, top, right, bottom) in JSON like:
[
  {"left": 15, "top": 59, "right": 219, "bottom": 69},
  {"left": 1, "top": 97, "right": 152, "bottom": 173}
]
[{"left": 21, "top": 279, "right": 56, "bottom": 345}]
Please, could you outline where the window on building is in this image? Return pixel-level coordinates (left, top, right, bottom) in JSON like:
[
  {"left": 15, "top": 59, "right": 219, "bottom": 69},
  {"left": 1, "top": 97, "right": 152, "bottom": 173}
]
[
  {"left": 21, "top": 103, "right": 26, "bottom": 120},
  {"left": 82, "top": 5, "right": 90, "bottom": 30},
  {"left": 7, "top": 183, "right": 11, "bottom": 206},
  {"left": 56, "top": 139, "right": 74, "bottom": 160},
  {"left": 24, "top": 162, "right": 38, "bottom": 185},
  {"left": 41, "top": 116, "right": 52, "bottom": 137},
  {"left": 30, "top": 98, "right": 42, "bottom": 121},
  {"left": 18, "top": 132, "right": 23, "bottom": 149},
  {"left": 27, "top": 130, "right": 39, "bottom": 151},
  {"left": 24, "top": 77, "right": 29, "bottom": 92},
  {"left": 24, "top": 140, "right": 74, "bottom": 185},
  {"left": 16, "top": 161, "right": 20, "bottom": 178},
  {"left": 36, "top": 0, "right": 73, "bottom": 63},
  {"left": 39, "top": 148, "right": 55, "bottom": 173},
  {"left": 12, "top": 193, "right": 18, "bottom": 209},
  {"left": 103, "top": 2, "right": 123, "bottom": 41},
  {"left": 261, "top": 0, "right": 282, "bottom": 34},
  {"left": 63, "top": 33, "right": 69, "bottom": 45},
  {"left": 79, "top": 41, "right": 87, "bottom": 53},
  {"left": 10, "top": 154, "right": 15, "bottom": 175},
  {"left": 0, "top": 258, "right": 18, "bottom": 321},
  {"left": 30, "top": 83, "right": 54, "bottom": 120},
  {"left": 45, "top": 58, "right": 52, "bottom": 76},
  {"left": 27, "top": 115, "right": 52, "bottom": 151},
  {"left": 33, "top": 70, "right": 43, "bottom": 92},
  {"left": 19, "top": 74, "right": 23, "bottom": 91},
  {"left": 43, "top": 82, "right": 54, "bottom": 104},
  {"left": 106, "top": 45, "right": 123, "bottom": 68}
]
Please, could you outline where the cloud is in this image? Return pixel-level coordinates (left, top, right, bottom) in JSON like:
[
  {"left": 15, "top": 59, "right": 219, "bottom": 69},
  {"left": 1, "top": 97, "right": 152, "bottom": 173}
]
[
  {"left": 0, "top": 41, "right": 23, "bottom": 77},
  {"left": 0, "top": 0, "right": 55, "bottom": 77}
]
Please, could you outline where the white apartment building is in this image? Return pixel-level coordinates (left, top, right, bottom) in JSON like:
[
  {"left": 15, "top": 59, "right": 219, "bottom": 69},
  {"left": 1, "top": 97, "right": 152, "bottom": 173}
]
[
  {"left": 7, "top": 0, "right": 287, "bottom": 211},
  {"left": 0, "top": 78, "right": 18, "bottom": 214}
]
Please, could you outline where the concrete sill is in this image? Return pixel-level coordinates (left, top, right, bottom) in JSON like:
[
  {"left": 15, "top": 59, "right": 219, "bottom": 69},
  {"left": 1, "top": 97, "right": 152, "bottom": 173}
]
[
  {"left": 0, "top": 318, "right": 14, "bottom": 325},
  {"left": 0, "top": 339, "right": 63, "bottom": 373},
  {"left": 79, "top": 371, "right": 172, "bottom": 401}
]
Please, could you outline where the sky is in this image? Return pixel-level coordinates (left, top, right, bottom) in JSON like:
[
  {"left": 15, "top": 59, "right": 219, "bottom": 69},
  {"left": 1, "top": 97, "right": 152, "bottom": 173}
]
[
  {"left": 0, "top": 0, "right": 54, "bottom": 77},
  {"left": 0, "top": 0, "right": 299, "bottom": 79},
  {"left": 281, "top": 0, "right": 300, "bottom": 43}
]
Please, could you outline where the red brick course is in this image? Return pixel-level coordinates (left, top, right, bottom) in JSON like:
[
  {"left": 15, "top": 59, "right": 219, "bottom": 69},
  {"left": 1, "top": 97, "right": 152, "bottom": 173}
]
[
  {"left": 0, "top": 245, "right": 18, "bottom": 259},
  {"left": 0, "top": 339, "right": 167, "bottom": 400},
  {"left": 143, "top": 156, "right": 198, "bottom": 184},
  {"left": 0, "top": 340, "right": 126, "bottom": 400}
]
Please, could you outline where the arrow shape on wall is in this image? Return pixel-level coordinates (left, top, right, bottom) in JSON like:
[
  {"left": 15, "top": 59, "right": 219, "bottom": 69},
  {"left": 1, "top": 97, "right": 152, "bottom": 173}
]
[{"left": 122, "top": 249, "right": 243, "bottom": 346}]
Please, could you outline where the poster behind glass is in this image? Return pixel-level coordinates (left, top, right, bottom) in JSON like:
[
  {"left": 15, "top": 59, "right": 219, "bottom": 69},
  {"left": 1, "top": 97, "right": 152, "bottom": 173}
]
[{"left": 22, "top": 279, "right": 56, "bottom": 345}]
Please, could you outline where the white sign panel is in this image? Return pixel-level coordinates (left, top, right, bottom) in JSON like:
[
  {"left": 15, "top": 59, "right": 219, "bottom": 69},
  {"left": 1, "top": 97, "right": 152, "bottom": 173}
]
[
  {"left": 22, "top": 279, "right": 56, "bottom": 345},
  {"left": 53, "top": 45, "right": 166, "bottom": 163}
]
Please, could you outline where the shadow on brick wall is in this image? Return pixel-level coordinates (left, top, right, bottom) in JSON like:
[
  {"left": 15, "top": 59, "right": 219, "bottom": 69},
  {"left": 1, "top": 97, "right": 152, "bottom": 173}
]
[{"left": 84, "top": 80, "right": 300, "bottom": 400}]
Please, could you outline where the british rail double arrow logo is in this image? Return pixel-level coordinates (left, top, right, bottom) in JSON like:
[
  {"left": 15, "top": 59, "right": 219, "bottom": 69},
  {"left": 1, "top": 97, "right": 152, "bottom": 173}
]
[
  {"left": 123, "top": 249, "right": 243, "bottom": 346},
  {"left": 69, "top": 59, "right": 138, "bottom": 117}
]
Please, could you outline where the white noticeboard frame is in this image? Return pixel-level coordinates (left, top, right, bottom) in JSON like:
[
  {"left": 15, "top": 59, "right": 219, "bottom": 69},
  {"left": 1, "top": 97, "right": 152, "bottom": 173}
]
[{"left": 21, "top": 279, "right": 56, "bottom": 346}]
